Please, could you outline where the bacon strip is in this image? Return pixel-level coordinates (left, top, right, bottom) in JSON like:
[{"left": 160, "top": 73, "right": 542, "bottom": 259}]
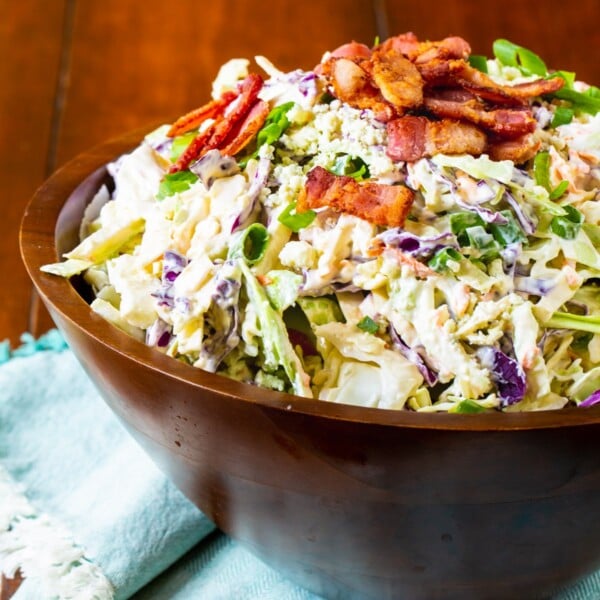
[
  {"left": 205, "top": 73, "right": 264, "bottom": 149},
  {"left": 370, "top": 46, "right": 423, "bottom": 110},
  {"left": 220, "top": 99, "right": 270, "bottom": 156},
  {"left": 297, "top": 166, "right": 414, "bottom": 228},
  {"left": 487, "top": 134, "right": 540, "bottom": 164},
  {"left": 410, "top": 36, "right": 471, "bottom": 64},
  {"left": 419, "top": 58, "right": 564, "bottom": 104},
  {"left": 169, "top": 126, "right": 215, "bottom": 173},
  {"left": 323, "top": 57, "right": 395, "bottom": 122},
  {"left": 386, "top": 116, "right": 487, "bottom": 162},
  {"left": 167, "top": 91, "right": 238, "bottom": 137},
  {"left": 423, "top": 97, "right": 537, "bottom": 138},
  {"left": 169, "top": 73, "right": 264, "bottom": 172}
]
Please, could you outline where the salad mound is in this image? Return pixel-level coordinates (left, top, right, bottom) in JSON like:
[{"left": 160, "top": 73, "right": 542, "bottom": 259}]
[{"left": 42, "top": 33, "right": 600, "bottom": 413}]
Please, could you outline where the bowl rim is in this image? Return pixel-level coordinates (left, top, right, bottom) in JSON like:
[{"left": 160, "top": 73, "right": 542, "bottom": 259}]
[{"left": 19, "top": 127, "right": 600, "bottom": 432}]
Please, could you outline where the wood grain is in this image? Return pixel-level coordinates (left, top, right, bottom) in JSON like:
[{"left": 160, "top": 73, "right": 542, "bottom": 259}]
[
  {"left": 0, "top": 0, "right": 66, "bottom": 345},
  {"left": 54, "top": 0, "right": 378, "bottom": 165},
  {"left": 383, "top": 0, "right": 600, "bottom": 83}
]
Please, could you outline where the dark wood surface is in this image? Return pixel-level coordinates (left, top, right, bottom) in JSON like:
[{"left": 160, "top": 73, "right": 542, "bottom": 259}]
[{"left": 3, "top": 1, "right": 600, "bottom": 597}]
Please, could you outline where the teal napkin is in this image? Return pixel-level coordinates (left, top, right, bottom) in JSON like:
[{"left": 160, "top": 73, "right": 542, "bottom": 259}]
[
  {"left": 0, "top": 331, "right": 598, "bottom": 599},
  {"left": 0, "top": 332, "right": 318, "bottom": 600}
]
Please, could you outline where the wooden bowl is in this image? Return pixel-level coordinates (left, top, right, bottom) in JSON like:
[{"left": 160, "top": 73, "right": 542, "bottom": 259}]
[{"left": 20, "top": 131, "right": 600, "bottom": 600}]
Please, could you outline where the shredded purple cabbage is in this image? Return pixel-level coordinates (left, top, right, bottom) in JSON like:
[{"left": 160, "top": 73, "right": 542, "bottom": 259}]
[
  {"left": 579, "top": 389, "right": 600, "bottom": 408},
  {"left": 455, "top": 198, "right": 508, "bottom": 224},
  {"left": 231, "top": 156, "right": 271, "bottom": 232},
  {"left": 199, "top": 265, "right": 242, "bottom": 372},
  {"left": 152, "top": 250, "right": 188, "bottom": 308},
  {"left": 514, "top": 276, "right": 555, "bottom": 296},
  {"left": 376, "top": 229, "right": 458, "bottom": 259},
  {"left": 500, "top": 243, "right": 521, "bottom": 278},
  {"left": 477, "top": 346, "right": 526, "bottom": 406},
  {"left": 146, "top": 318, "right": 172, "bottom": 348},
  {"left": 389, "top": 326, "right": 438, "bottom": 386},
  {"left": 503, "top": 190, "right": 536, "bottom": 235}
]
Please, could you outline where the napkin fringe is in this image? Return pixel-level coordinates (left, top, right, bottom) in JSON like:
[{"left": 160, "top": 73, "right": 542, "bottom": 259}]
[
  {"left": 0, "top": 329, "right": 68, "bottom": 364},
  {"left": 0, "top": 466, "right": 114, "bottom": 600}
]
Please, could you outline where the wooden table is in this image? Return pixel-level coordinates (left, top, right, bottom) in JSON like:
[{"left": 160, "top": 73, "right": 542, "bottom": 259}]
[{"left": 1, "top": 1, "right": 598, "bottom": 597}]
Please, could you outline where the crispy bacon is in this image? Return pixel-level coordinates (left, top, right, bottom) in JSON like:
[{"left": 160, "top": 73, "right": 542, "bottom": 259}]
[
  {"left": 167, "top": 91, "right": 238, "bottom": 137},
  {"left": 324, "top": 57, "right": 395, "bottom": 121},
  {"left": 297, "top": 166, "right": 414, "bottom": 228},
  {"left": 487, "top": 134, "right": 540, "bottom": 164},
  {"left": 420, "top": 59, "right": 564, "bottom": 104},
  {"left": 423, "top": 97, "right": 537, "bottom": 138},
  {"left": 169, "top": 126, "right": 215, "bottom": 173},
  {"left": 386, "top": 115, "right": 486, "bottom": 162},
  {"left": 170, "top": 73, "right": 264, "bottom": 172},
  {"left": 377, "top": 32, "right": 420, "bottom": 56},
  {"left": 370, "top": 46, "right": 423, "bottom": 110},
  {"left": 205, "top": 73, "right": 264, "bottom": 148},
  {"left": 220, "top": 99, "right": 270, "bottom": 156},
  {"left": 329, "top": 41, "right": 372, "bottom": 60},
  {"left": 410, "top": 36, "right": 471, "bottom": 64}
]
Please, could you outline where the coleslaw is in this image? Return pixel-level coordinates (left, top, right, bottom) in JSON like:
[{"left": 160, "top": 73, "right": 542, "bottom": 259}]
[{"left": 42, "top": 34, "right": 600, "bottom": 412}]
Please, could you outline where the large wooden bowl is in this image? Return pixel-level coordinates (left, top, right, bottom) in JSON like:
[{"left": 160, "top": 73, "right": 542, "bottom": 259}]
[{"left": 20, "top": 131, "right": 600, "bottom": 600}]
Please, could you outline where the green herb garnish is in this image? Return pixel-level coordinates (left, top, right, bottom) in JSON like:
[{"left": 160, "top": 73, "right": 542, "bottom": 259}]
[
  {"left": 170, "top": 132, "right": 197, "bottom": 162},
  {"left": 488, "top": 211, "right": 527, "bottom": 246},
  {"left": 256, "top": 101, "right": 295, "bottom": 149},
  {"left": 357, "top": 316, "right": 379, "bottom": 334},
  {"left": 330, "top": 154, "right": 370, "bottom": 180},
  {"left": 228, "top": 223, "right": 270, "bottom": 265},
  {"left": 450, "top": 212, "right": 485, "bottom": 246},
  {"left": 157, "top": 171, "right": 199, "bottom": 200},
  {"left": 550, "top": 106, "right": 574, "bottom": 128},
  {"left": 451, "top": 399, "right": 486, "bottom": 414},
  {"left": 534, "top": 151, "right": 569, "bottom": 200},
  {"left": 428, "top": 248, "right": 462, "bottom": 272},
  {"left": 493, "top": 39, "right": 547, "bottom": 76},
  {"left": 550, "top": 205, "right": 583, "bottom": 240},
  {"left": 468, "top": 55, "right": 488, "bottom": 73},
  {"left": 278, "top": 202, "right": 317, "bottom": 232}
]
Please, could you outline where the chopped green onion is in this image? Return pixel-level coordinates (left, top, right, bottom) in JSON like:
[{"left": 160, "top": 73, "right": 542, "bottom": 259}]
[
  {"left": 549, "top": 180, "right": 569, "bottom": 201},
  {"left": 553, "top": 70, "right": 576, "bottom": 89},
  {"left": 170, "top": 132, "right": 197, "bottom": 161},
  {"left": 357, "top": 315, "right": 379, "bottom": 334},
  {"left": 468, "top": 55, "right": 488, "bottom": 73},
  {"left": 572, "top": 331, "right": 593, "bottom": 350},
  {"left": 552, "top": 88, "right": 600, "bottom": 115},
  {"left": 550, "top": 106, "right": 574, "bottom": 128},
  {"left": 533, "top": 151, "right": 552, "bottom": 191},
  {"left": 228, "top": 223, "right": 270, "bottom": 265},
  {"left": 278, "top": 202, "right": 317, "bottom": 232},
  {"left": 450, "top": 399, "right": 486, "bottom": 414},
  {"left": 256, "top": 101, "right": 295, "bottom": 149},
  {"left": 534, "top": 150, "right": 569, "bottom": 201},
  {"left": 157, "top": 171, "right": 199, "bottom": 200},
  {"left": 545, "top": 312, "right": 600, "bottom": 335},
  {"left": 465, "top": 225, "right": 495, "bottom": 250},
  {"left": 330, "top": 154, "right": 370, "bottom": 180},
  {"left": 492, "top": 39, "right": 547, "bottom": 76},
  {"left": 488, "top": 210, "right": 527, "bottom": 246},
  {"left": 550, "top": 205, "right": 583, "bottom": 240},
  {"left": 428, "top": 247, "right": 462, "bottom": 272},
  {"left": 450, "top": 212, "right": 485, "bottom": 246}
]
